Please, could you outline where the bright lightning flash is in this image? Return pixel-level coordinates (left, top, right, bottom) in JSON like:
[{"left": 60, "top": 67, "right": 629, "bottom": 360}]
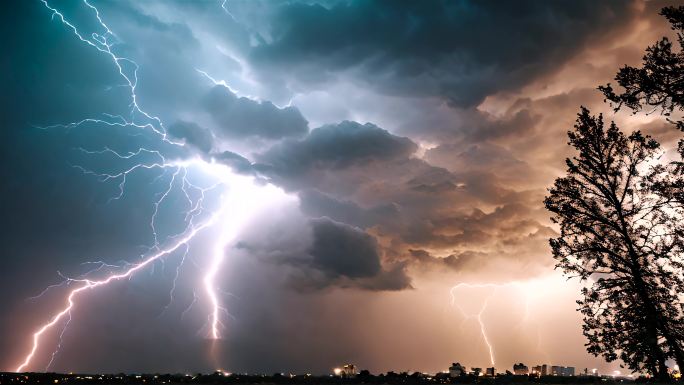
[
  {"left": 449, "top": 281, "right": 539, "bottom": 367},
  {"left": 203, "top": 178, "right": 283, "bottom": 340},
  {"left": 15, "top": 160, "right": 284, "bottom": 372},
  {"left": 14, "top": 0, "right": 287, "bottom": 372}
]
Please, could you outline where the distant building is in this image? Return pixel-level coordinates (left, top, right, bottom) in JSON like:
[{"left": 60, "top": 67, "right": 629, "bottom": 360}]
[
  {"left": 580, "top": 368, "right": 598, "bottom": 377},
  {"left": 449, "top": 363, "right": 465, "bottom": 378},
  {"left": 333, "top": 364, "right": 357, "bottom": 377},
  {"left": 470, "top": 368, "right": 482, "bottom": 376},
  {"left": 531, "top": 366, "right": 542, "bottom": 376},
  {"left": 547, "top": 366, "right": 574, "bottom": 377},
  {"left": 513, "top": 363, "right": 529, "bottom": 375},
  {"left": 486, "top": 368, "right": 496, "bottom": 377},
  {"left": 342, "top": 364, "right": 357, "bottom": 377},
  {"left": 561, "top": 367, "right": 575, "bottom": 377},
  {"left": 541, "top": 364, "right": 548, "bottom": 376}
]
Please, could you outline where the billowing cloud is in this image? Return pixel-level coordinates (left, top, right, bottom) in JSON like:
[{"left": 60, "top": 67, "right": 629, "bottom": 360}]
[
  {"left": 168, "top": 120, "right": 214, "bottom": 152},
  {"left": 236, "top": 211, "right": 410, "bottom": 292},
  {"left": 292, "top": 217, "right": 412, "bottom": 291},
  {"left": 247, "top": 0, "right": 637, "bottom": 106},
  {"left": 203, "top": 85, "right": 309, "bottom": 139},
  {"left": 309, "top": 217, "right": 380, "bottom": 278},
  {"left": 254, "top": 120, "right": 419, "bottom": 193},
  {"left": 298, "top": 189, "right": 399, "bottom": 229},
  {"left": 258, "top": 120, "right": 417, "bottom": 176},
  {"left": 213, "top": 150, "right": 256, "bottom": 175}
]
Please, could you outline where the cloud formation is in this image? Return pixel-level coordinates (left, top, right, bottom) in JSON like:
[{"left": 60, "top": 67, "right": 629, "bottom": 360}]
[
  {"left": 256, "top": 120, "right": 417, "bottom": 181},
  {"left": 203, "top": 85, "right": 309, "bottom": 140},
  {"left": 247, "top": 0, "right": 636, "bottom": 106}
]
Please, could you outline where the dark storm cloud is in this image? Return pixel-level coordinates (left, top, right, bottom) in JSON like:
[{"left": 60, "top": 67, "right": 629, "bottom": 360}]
[
  {"left": 247, "top": 114, "right": 550, "bottom": 278},
  {"left": 298, "top": 189, "right": 399, "bottom": 229},
  {"left": 250, "top": 119, "right": 513, "bottom": 255},
  {"left": 248, "top": 0, "right": 636, "bottom": 106},
  {"left": 256, "top": 120, "right": 417, "bottom": 183},
  {"left": 213, "top": 150, "right": 256, "bottom": 175},
  {"left": 168, "top": 120, "right": 214, "bottom": 153},
  {"left": 203, "top": 85, "right": 309, "bottom": 139},
  {"left": 309, "top": 217, "right": 381, "bottom": 278},
  {"left": 236, "top": 213, "right": 411, "bottom": 291}
]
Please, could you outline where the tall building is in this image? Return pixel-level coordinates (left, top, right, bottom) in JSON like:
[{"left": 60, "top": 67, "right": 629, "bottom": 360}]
[
  {"left": 541, "top": 364, "right": 548, "bottom": 376},
  {"left": 513, "top": 363, "right": 529, "bottom": 375},
  {"left": 551, "top": 366, "right": 562, "bottom": 376},
  {"left": 486, "top": 368, "right": 496, "bottom": 377}
]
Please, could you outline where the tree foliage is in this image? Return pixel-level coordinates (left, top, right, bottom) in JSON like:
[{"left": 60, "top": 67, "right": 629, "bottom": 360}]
[
  {"left": 599, "top": 6, "right": 684, "bottom": 131},
  {"left": 547, "top": 6, "right": 684, "bottom": 377},
  {"left": 545, "top": 108, "right": 684, "bottom": 378}
]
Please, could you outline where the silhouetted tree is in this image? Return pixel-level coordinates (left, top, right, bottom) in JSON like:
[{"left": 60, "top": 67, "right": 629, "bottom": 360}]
[
  {"left": 600, "top": 6, "right": 684, "bottom": 131},
  {"left": 598, "top": 5, "right": 684, "bottom": 372},
  {"left": 545, "top": 108, "right": 684, "bottom": 379}
]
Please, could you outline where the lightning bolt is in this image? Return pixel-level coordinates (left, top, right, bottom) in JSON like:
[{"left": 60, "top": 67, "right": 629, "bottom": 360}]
[
  {"left": 449, "top": 281, "right": 541, "bottom": 368},
  {"left": 196, "top": 69, "right": 296, "bottom": 109},
  {"left": 15, "top": 0, "right": 284, "bottom": 372},
  {"left": 450, "top": 283, "right": 499, "bottom": 366},
  {"left": 37, "top": 0, "right": 176, "bottom": 144},
  {"left": 16, "top": 190, "right": 227, "bottom": 372},
  {"left": 219, "top": 0, "right": 237, "bottom": 22},
  {"left": 158, "top": 244, "right": 191, "bottom": 318}
]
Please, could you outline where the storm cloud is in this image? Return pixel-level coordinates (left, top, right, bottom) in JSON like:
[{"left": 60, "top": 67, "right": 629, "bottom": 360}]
[
  {"left": 203, "top": 85, "right": 309, "bottom": 140},
  {"left": 257, "top": 120, "right": 417, "bottom": 179},
  {"left": 247, "top": 0, "right": 636, "bottom": 106}
]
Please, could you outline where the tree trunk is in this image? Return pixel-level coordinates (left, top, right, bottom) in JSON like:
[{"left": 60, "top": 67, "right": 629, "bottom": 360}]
[
  {"left": 610, "top": 185, "right": 671, "bottom": 380},
  {"left": 632, "top": 268, "right": 670, "bottom": 381},
  {"left": 660, "top": 324, "right": 684, "bottom": 375}
]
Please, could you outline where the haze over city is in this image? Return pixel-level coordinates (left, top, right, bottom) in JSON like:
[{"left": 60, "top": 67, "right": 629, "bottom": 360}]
[{"left": 2, "top": 0, "right": 684, "bottom": 378}]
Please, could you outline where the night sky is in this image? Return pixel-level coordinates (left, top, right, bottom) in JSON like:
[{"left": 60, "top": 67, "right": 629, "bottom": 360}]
[{"left": 1, "top": 0, "right": 681, "bottom": 376}]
